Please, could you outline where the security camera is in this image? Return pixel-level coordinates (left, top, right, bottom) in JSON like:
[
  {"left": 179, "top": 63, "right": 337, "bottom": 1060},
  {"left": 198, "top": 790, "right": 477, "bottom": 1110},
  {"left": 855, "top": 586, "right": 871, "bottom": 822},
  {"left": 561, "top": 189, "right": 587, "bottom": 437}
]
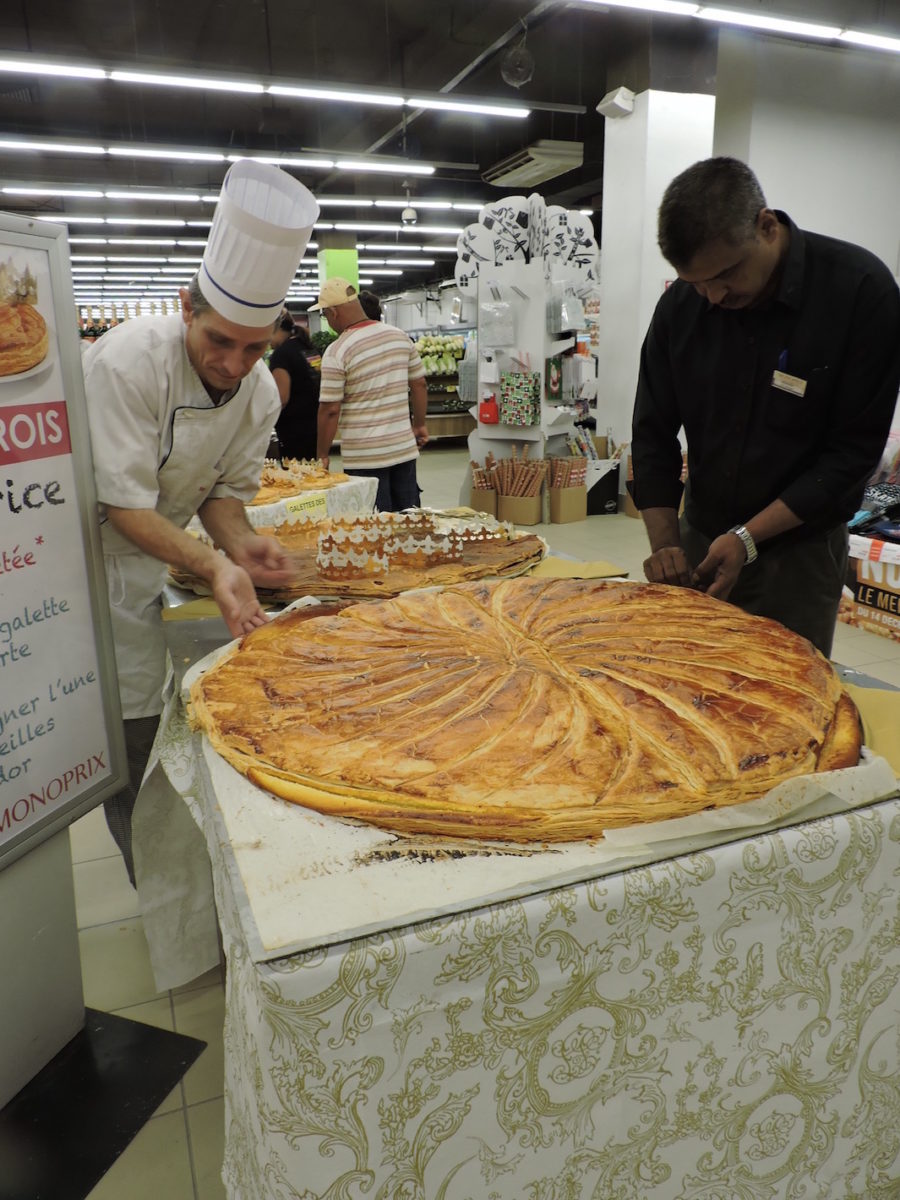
[{"left": 401, "top": 205, "right": 418, "bottom": 227}]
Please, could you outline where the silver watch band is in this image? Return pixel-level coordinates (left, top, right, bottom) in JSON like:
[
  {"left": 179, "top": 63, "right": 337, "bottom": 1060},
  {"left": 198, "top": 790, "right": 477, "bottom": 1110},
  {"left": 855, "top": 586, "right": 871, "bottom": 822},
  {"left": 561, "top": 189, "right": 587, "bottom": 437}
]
[{"left": 728, "top": 524, "right": 758, "bottom": 564}]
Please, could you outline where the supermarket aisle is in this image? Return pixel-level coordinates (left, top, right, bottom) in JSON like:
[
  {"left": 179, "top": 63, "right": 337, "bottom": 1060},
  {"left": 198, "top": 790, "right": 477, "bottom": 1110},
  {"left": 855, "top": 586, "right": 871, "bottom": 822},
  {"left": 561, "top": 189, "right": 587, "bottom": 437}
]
[{"left": 70, "top": 441, "right": 900, "bottom": 1200}]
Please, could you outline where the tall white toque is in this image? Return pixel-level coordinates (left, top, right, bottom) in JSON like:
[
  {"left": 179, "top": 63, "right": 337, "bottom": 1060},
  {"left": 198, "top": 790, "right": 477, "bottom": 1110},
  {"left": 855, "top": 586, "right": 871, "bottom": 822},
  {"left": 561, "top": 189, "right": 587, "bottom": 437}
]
[{"left": 199, "top": 160, "right": 319, "bottom": 328}]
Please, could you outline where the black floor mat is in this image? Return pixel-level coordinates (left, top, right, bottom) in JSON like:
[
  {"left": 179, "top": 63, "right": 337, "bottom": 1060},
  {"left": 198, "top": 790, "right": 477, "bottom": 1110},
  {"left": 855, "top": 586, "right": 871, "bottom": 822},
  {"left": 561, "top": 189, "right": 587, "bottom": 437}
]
[{"left": 0, "top": 1007, "right": 206, "bottom": 1200}]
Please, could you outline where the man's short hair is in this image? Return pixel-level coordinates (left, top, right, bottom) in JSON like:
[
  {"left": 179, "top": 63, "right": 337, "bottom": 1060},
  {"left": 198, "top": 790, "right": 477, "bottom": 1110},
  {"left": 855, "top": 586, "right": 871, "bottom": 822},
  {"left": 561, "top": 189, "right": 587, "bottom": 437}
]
[{"left": 658, "top": 157, "right": 767, "bottom": 269}]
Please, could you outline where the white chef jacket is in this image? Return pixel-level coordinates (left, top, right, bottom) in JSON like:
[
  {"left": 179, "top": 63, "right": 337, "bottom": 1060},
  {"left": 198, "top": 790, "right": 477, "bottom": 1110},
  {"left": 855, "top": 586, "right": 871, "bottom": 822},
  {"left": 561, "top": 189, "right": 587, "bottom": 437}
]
[{"left": 83, "top": 314, "right": 280, "bottom": 718}]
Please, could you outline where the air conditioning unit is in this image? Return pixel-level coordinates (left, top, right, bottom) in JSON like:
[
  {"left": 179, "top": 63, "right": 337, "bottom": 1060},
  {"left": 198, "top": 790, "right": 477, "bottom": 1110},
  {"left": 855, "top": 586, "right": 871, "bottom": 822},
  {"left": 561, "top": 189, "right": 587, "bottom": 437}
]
[{"left": 482, "top": 139, "right": 584, "bottom": 188}]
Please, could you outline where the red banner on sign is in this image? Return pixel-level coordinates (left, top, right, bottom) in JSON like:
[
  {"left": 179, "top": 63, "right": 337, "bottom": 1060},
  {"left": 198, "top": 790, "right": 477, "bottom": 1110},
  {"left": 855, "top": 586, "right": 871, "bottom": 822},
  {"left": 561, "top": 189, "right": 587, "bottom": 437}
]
[{"left": 0, "top": 401, "right": 72, "bottom": 465}]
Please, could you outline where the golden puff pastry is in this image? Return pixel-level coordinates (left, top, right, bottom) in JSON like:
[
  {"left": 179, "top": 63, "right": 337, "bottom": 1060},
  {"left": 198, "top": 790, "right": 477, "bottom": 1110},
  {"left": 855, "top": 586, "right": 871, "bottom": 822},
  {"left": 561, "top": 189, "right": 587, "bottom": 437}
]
[
  {"left": 0, "top": 303, "right": 48, "bottom": 376},
  {"left": 189, "top": 579, "right": 861, "bottom": 842}
]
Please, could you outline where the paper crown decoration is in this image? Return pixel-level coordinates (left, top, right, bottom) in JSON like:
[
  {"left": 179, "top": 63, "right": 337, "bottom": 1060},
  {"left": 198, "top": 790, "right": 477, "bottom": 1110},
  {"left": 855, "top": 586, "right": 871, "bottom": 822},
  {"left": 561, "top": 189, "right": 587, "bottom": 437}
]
[
  {"left": 200, "top": 160, "right": 319, "bottom": 327},
  {"left": 454, "top": 192, "right": 598, "bottom": 295}
]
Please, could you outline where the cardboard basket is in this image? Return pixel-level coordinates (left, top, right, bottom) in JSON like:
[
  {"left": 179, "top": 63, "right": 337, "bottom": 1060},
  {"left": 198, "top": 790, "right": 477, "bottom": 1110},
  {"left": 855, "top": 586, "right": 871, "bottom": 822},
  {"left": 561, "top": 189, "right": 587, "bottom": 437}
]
[
  {"left": 497, "top": 493, "right": 542, "bottom": 526},
  {"left": 469, "top": 487, "right": 497, "bottom": 518},
  {"left": 549, "top": 485, "right": 587, "bottom": 524}
]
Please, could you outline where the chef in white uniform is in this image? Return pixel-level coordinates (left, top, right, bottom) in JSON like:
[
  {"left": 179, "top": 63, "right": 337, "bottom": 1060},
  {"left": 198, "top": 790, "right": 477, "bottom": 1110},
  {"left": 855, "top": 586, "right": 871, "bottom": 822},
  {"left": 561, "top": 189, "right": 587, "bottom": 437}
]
[{"left": 83, "top": 160, "right": 319, "bottom": 884}]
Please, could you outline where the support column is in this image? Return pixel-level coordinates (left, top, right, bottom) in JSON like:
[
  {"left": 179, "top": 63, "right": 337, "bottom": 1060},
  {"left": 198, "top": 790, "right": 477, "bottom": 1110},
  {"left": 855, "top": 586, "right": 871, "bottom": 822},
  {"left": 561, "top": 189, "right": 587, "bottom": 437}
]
[{"left": 594, "top": 89, "right": 715, "bottom": 445}]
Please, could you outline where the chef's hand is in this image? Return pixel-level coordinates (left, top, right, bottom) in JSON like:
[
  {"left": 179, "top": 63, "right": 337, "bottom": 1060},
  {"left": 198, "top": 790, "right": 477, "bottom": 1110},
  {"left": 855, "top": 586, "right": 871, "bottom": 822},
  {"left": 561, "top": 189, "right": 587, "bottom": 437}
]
[
  {"left": 209, "top": 560, "right": 270, "bottom": 637},
  {"left": 230, "top": 533, "right": 294, "bottom": 588},
  {"left": 691, "top": 533, "right": 746, "bottom": 600},
  {"left": 643, "top": 545, "right": 694, "bottom": 587}
]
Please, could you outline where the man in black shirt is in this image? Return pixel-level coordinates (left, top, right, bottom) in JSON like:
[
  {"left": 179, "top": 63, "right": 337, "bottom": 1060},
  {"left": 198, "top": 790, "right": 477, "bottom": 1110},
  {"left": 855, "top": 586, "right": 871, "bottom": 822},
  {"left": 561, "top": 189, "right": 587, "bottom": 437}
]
[{"left": 631, "top": 156, "right": 900, "bottom": 655}]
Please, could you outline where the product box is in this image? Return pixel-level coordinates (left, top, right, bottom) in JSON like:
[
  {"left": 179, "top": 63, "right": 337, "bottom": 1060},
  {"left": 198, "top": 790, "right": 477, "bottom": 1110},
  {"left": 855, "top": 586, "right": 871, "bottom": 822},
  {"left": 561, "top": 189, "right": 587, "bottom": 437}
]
[
  {"left": 549, "top": 485, "right": 587, "bottom": 524},
  {"left": 497, "top": 493, "right": 542, "bottom": 526},
  {"left": 838, "top": 542, "right": 900, "bottom": 643},
  {"left": 587, "top": 469, "right": 619, "bottom": 516},
  {"left": 469, "top": 487, "right": 497, "bottom": 518}
]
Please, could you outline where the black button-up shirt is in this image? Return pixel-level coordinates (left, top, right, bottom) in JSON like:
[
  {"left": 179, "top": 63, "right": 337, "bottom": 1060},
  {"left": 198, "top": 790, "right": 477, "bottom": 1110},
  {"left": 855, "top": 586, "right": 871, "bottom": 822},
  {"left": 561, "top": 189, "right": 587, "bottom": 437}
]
[{"left": 631, "top": 212, "right": 900, "bottom": 542}]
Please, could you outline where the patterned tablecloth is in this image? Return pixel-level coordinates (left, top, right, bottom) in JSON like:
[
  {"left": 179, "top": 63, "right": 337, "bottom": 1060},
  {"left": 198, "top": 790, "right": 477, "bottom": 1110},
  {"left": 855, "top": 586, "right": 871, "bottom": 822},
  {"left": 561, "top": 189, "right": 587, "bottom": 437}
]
[{"left": 143, "top": 697, "right": 900, "bottom": 1200}]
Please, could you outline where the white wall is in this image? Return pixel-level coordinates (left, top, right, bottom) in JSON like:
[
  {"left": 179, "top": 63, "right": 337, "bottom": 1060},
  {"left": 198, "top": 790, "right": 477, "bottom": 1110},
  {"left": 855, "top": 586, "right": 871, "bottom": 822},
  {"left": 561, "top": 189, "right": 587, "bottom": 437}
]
[
  {"left": 595, "top": 90, "right": 716, "bottom": 448},
  {"left": 715, "top": 31, "right": 900, "bottom": 277}
]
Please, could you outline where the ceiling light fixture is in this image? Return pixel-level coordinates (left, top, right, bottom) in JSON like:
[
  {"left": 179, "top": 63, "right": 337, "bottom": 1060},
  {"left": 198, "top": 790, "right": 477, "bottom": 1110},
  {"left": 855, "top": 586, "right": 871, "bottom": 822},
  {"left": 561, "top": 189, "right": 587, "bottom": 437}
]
[
  {"left": 109, "top": 69, "right": 264, "bottom": 94},
  {"left": 0, "top": 58, "right": 107, "bottom": 80},
  {"left": 225, "top": 153, "right": 336, "bottom": 169},
  {"left": 3, "top": 186, "right": 104, "bottom": 198},
  {"left": 407, "top": 96, "right": 529, "bottom": 118},
  {"left": 105, "top": 190, "right": 202, "bottom": 202},
  {"left": 697, "top": 8, "right": 841, "bottom": 38},
  {"left": 576, "top": 0, "right": 699, "bottom": 14},
  {"left": 0, "top": 138, "right": 105, "bottom": 155},
  {"left": 268, "top": 84, "right": 404, "bottom": 106},
  {"left": 335, "top": 160, "right": 435, "bottom": 176},
  {"left": 106, "top": 217, "right": 188, "bottom": 226},
  {"left": 399, "top": 225, "right": 462, "bottom": 236},
  {"left": 108, "top": 147, "right": 226, "bottom": 162},
  {"left": 839, "top": 29, "right": 900, "bottom": 52}
]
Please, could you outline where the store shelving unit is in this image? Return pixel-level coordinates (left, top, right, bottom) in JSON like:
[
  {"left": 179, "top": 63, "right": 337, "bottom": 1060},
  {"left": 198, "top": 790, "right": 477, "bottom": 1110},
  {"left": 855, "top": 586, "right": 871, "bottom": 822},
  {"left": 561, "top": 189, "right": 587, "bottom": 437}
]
[{"left": 409, "top": 326, "right": 476, "bottom": 440}]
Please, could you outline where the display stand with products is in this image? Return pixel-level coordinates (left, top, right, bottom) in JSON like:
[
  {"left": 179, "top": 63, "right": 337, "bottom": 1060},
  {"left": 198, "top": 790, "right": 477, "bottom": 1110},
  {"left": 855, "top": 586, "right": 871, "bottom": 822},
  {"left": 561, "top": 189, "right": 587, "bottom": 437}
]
[
  {"left": 465, "top": 261, "right": 609, "bottom": 514},
  {"left": 408, "top": 326, "right": 476, "bottom": 439}
]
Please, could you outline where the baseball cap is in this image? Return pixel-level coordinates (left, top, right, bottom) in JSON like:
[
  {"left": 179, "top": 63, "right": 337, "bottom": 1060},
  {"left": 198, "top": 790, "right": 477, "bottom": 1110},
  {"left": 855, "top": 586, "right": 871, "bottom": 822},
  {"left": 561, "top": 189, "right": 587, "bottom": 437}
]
[{"left": 308, "top": 277, "right": 359, "bottom": 311}]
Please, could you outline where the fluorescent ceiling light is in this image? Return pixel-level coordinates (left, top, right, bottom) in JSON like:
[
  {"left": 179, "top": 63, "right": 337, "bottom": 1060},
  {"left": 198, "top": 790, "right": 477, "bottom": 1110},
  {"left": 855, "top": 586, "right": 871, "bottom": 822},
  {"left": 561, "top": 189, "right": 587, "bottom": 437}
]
[
  {"left": 451, "top": 202, "right": 486, "bottom": 211},
  {"left": 387, "top": 259, "right": 436, "bottom": 266},
  {"left": 105, "top": 190, "right": 201, "bottom": 202},
  {"left": 38, "top": 215, "right": 106, "bottom": 224},
  {"left": 225, "top": 154, "right": 335, "bottom": 169},
  {"left": 103, "top": 256, "right": 168, "bottom": 262},
  {"left": 318, "top": 198, "right": 375, "bottom": 207},
  {"left": 108, "top": 237, "right": 177, "bottom": 245},
  {"left": 335, "top": 160, "right": 435, "bottom": 176},
  {"left": 697, "top": 8, "right": 841, "bottom": 38},
  {"left": 3, "top": 186, "right": 104, "bottom": 198},
  {"left": 374, "top": 199, "right": 453, "bottom": 210},
  {"left": 106, "top": 218, "right": 188, "bottom": 226},
  {"left": 0, "top": 138, "right": 105, "bottom": 155},
  {"left": 334, "top": 222, "right": 402, "bottom": 232},
  {"left": 400, "top": 225, "right": 462, "bottom": 235},
  {"left": 268, "top": 84, "right": 404, "bottom": 106},
  {"left": 0, "top": 58, "right": 107, "bottom": 80},
  {"left": 110, "top": 69, "right": 264, "bottom": 94},
  {"left": 69, "top": 237, "right": 108, "bottom": 244},
  {"left": 108, "top": 147, "right": 226, "bottom": 162},
  {"left": 186, "top": 220, "right": 213, "bottom": 228},
  {"left": 417, "top": 245, "right": 458, "bottom": 252},
  {"left": 840, "top": 30, "right": 900, "bottom": 52},
  {"left": 407, "top": 97, "right": 529, "bottom": 118},
  {"left": 176, "top": 239, "right": 209, "bottom": 246},
  {"left": 362, "top": 268, "right": 403, "bottom": 275},
  {"left": 71, "top": 255, "right": 108, "bottom": 261},
  {"left": 577, "top": 0, "right": 699, "bottom": 13},
  {"left": 359, "top": 242, "right": 418, "bottom": 251}
]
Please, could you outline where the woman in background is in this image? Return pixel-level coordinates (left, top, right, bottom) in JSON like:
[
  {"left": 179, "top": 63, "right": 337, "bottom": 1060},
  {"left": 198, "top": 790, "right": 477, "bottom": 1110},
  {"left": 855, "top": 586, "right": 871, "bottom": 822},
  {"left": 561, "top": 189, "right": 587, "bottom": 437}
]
[{"left": 269, "top": 312, "right": 321, "bottom": 461}]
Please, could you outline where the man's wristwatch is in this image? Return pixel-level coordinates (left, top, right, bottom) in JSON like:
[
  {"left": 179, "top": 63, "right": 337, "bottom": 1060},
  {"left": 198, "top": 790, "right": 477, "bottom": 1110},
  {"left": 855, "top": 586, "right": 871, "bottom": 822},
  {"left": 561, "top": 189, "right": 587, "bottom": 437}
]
[{"left": 728, "top": 524, "right": 758, "bottom": 564}]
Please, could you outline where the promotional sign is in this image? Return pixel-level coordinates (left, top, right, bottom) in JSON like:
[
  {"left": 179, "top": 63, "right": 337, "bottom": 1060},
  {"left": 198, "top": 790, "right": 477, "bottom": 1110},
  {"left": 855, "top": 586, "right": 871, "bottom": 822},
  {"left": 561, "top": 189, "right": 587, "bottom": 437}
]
[{"left": 0, "top": 214, "right": 125, "bottom": 870}]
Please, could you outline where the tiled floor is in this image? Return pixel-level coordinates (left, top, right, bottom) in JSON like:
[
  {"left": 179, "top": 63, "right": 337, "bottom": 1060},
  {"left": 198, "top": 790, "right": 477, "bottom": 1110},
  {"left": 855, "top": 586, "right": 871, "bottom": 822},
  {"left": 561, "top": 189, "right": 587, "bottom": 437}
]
[{"left": 70, "top": 441, "right": 900, "bottom": 1199}]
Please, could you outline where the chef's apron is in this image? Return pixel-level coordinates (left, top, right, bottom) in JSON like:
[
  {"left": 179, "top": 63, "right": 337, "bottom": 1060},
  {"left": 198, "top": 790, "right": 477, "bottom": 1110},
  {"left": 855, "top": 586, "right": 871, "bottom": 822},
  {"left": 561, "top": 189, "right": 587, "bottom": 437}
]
[{"left": 103, "top": 400, "right": 253, "bottom": 718}]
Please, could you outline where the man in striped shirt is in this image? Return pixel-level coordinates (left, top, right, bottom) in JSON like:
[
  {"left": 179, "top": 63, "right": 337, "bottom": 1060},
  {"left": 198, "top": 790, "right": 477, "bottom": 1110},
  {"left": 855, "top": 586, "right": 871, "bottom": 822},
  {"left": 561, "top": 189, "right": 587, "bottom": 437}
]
[{"left": 312, "top": 278, "right": 429, "bottom": 511}]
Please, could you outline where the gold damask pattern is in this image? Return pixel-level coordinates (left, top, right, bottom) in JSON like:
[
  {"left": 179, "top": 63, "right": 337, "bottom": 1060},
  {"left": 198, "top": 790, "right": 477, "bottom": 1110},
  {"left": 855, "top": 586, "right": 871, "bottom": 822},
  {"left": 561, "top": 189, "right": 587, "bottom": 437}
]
[{"left": 183, "top": 745, "right": 900, "bottom": 1199}]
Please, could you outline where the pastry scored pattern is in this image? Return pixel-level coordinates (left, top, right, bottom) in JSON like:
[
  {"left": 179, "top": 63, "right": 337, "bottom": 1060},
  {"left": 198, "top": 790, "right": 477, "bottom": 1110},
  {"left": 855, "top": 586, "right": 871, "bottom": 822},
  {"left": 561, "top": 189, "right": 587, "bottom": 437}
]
[{"left": 190, "top": 578, "right": 860, "bottom": 841}]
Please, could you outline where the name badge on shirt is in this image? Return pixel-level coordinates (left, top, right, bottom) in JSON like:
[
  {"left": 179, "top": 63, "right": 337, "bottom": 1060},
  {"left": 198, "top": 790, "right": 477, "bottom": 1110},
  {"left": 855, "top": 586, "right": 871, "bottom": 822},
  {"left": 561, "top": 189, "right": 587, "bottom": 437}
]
[{"left": 771, "top": 369, "right": 807, "bottom": 397}]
